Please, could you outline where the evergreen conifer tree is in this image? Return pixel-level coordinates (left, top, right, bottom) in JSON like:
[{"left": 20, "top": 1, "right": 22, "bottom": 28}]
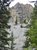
[
  {"left": 0, "top": 0, "right": 13, "bottom": 49},
  {"left": 25, "top": 2, "right": 37, "bottom": 49}
]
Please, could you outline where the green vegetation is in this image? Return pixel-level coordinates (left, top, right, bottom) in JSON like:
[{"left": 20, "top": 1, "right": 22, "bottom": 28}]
[
  {"left": 11, "top": 32, "right": 16, "bottom": 50},
  {"left": 24, "top": 48, "right": 28, "bottom": 50},
  {"left": 0, "top": 0, "right": 13, "bottom": 50},
  {"left": 24, "top": 3, "right": 37, "bottom": 50},
  {"left": 24, "top": 46, "right": 32, "bottom": 50}
]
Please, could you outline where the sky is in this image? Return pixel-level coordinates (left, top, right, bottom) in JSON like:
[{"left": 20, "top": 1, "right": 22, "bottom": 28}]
[{"left": 10, "top": 0, "right": 36, "bottom": 7}]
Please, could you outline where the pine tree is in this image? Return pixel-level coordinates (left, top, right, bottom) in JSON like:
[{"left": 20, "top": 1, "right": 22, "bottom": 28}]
[
  {"left": 11, "top": 32, "right": 16, "bottom": 50},
  {"left": 25, "top": 3, "right": 37, "bottom": 49},
  {"left": 0, "top": 0, "right": 13, "bottom": 49}
]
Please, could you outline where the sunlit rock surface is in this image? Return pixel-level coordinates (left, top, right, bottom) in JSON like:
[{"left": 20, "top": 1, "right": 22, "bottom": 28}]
[
  {"left": 10, "top": 3, "right": 33, "bottom": 24},
  {"left": 8, "top": 17, "right": 28, "bottom": 50},
  {"left": 8, "top": 3, "right": 33, "bottom": 50}
]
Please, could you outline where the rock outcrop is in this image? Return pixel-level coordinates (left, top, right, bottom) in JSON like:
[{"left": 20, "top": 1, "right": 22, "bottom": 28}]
[
  {"left": 10, "top": 2, "right": 33, "bottom": 24},
  {"left": 8, "top": 3, "right": 33, "bottom": 50}
]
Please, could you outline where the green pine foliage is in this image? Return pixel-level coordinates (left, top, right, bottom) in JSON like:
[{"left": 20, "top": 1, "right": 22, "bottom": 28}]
[
  {"left": 23, "top": 37, "right": 30, "bottom": 48},
  {"left": 9, "top": 32, "right": 16, "bottom": 50},
  {"left": 0, "top": 0, "right": 13, "bottom": 48},
  {"left": 11, "top": 32, "right": 15, "bottom": 50},
  {"left": 25, "top": 5, "right": 37, "bottom": 48}
]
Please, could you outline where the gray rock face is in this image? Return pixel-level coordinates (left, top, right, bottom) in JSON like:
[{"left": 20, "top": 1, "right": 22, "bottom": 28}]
[
  {"left": 8, "top": 19, "right": 28, "bottom": 50},
  {"left": 8, "top": 3, "right": 33, "bottom": 50},
  {"left": 10, "top": 2, "right": 33, "bottom": 24}
]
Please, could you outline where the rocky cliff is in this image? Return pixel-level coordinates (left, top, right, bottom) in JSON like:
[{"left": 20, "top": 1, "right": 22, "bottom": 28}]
[
  {"left": 10, "top": 2, "right": 33, "bottom": 24},
  {"left": 8, "top": 3, "right": 33, "bottom": 50}
]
